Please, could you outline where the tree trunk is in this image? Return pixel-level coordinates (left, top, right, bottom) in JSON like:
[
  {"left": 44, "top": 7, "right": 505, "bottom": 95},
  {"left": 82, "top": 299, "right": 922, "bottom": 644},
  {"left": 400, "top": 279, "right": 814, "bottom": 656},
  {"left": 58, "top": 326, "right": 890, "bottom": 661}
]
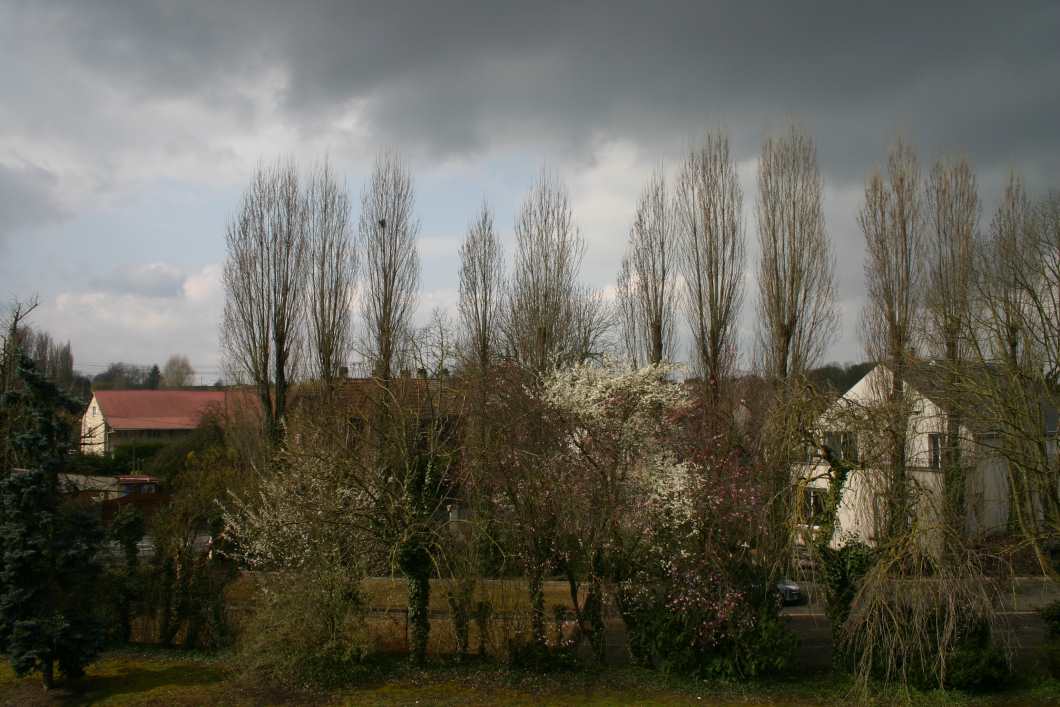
[
  {"left": 528, "top": 564, "right": 546, "bottom": 646},
  {"left": 41, "top": 657, "right": 54, "bottom": 690},
  {"left": 399, "top": 541, "right": 432, "bottom": 666}
]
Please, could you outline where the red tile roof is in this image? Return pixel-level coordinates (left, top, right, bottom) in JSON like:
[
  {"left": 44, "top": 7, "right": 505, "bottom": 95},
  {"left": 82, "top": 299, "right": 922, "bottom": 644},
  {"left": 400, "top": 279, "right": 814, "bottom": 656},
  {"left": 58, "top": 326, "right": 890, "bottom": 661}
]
[{"left": 92, "top": 390, "right": 230, "bottom": 431}]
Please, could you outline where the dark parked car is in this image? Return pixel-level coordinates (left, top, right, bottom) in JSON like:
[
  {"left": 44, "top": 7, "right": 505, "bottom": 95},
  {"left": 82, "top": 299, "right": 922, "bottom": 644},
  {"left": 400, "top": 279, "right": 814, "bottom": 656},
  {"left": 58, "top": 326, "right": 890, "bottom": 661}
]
[{"left": 776, "top": 578, "right": 804, "bottom": 605}]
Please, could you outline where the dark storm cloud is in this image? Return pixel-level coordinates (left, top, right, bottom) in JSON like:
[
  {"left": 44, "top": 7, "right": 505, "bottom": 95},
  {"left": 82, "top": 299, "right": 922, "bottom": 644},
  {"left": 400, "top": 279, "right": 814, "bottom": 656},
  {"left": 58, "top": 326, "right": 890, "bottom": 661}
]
[
  {"left": 17, "top": 0, "right": 1060, "bottom": 182},
  {"left": 4, "top": 0, "right": 1059, "bottom": 365}
]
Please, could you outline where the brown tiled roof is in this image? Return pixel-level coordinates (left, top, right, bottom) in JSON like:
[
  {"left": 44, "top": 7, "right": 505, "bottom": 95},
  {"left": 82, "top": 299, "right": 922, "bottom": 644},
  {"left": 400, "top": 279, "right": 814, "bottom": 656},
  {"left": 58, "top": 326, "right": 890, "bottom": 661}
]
[
  {"left": 294, "top": 377, "right": 466, "bottom": 418},
  {"left": 92, "top": 390, "right": 230, "bottom": 431}
]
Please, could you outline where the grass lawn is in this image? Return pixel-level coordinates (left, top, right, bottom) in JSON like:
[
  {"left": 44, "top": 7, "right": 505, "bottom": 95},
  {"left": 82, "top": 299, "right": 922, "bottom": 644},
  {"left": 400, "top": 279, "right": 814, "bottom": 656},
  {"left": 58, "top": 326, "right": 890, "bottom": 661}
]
[{"left": 3, "top": 650, "right": 1060, "bottom": 706}]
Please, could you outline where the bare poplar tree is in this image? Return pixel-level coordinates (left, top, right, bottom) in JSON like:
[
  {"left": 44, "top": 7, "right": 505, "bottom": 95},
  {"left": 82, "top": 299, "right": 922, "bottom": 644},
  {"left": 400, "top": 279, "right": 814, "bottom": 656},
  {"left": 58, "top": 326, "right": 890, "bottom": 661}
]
[
  {"left": 504, "top": 170, "right": 607, "bottom": 372},
  {"left": 925, "top": 159, "right": 978, "bottom": 361},
  {"left": 307, "top": 159, "right": 356, "bottom": 386},
  {"left": 676, "top": 132, "right": 746, "bottom": 397},
  {"left": 858, "top": 139, "right": 924, "bottom": 539},
  {"left": 222, "top": 159, "right": 308, "bottom": 443},
  {"left": 924, "top": 157, "right": 979, "bottom": 540},
  {"left": 983, "top": 172, "right": 1035, "bottom": 366},
  {"left": 754, "top": 126, "right": 836, "bottom": 558},
  {"left": 359, "top": 151, "right": 420, "bottom": 383},
  {"left": 616, "top": 170, "right": 677, "bottom": 367},
  {"left": 458, "top": 202, "right": 505, "bottom": 371},
  {"left": 965, "top": 178, "right": 1060, "bottom": 562},
  {"left": 754, "top": 126, "right": 836, "bottom": 382},
  {"left": 1035, "top": 191, "right": 1060, "bottom": 386}
]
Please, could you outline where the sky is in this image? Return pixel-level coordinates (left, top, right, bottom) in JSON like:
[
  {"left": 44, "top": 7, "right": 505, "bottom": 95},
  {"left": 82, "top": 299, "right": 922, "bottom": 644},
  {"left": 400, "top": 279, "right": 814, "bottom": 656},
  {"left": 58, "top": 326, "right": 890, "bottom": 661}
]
[{"left": 2, "top": 1, "right": 1058, "bottom": 383}]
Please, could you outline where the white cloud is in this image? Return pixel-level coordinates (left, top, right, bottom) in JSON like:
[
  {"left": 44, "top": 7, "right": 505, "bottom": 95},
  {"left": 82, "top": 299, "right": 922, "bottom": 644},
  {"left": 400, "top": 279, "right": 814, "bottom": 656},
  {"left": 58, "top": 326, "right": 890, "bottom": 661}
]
[{"left": 35, "top": 264, "right": 224, "bottom": 376}]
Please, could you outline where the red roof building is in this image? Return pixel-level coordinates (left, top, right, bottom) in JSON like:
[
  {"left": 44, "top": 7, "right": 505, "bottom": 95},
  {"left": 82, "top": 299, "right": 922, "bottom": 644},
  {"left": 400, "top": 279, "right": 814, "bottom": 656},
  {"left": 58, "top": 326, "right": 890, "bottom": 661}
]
[{"left": 80, "top": 389, "right": 230, "bottom": 455}]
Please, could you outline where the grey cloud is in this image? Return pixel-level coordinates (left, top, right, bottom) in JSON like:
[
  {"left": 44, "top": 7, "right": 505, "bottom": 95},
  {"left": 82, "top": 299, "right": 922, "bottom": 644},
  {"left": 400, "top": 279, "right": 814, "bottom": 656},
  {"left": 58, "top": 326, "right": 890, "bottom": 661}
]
[
  {"left": 0, "top": 162, "right": 65, "bottom": 245},
  {"left": 14, "top": 1, "right": 1058, "bottom": 182},
  {"left": 4, "top": 0, "right": 1059, "bottom": 367},
  {"left": 90, "top": 263, "right": 186, "bottom": 298}
]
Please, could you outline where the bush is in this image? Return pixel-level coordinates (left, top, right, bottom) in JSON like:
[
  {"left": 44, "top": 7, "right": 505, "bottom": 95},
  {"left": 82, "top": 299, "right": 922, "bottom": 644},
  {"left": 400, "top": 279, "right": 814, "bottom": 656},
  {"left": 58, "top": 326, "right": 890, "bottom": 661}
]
[
  {"left": 503, "top": 604, "right": 579, "bottom": 672},
  {"left": 145, "top": 420, "right": 224, "bottom": 483},
  {"left": 819, "top": 540, "right": 875, "bottom": 669},
  {"left": 1041, "top": 599, "right": 1060, "bottom": 678},
  {"left": 945, "top": 620, "right": 1010, "bottom": 691},
  {"left": 137, "top": 445, "right": 240, "bottom": 649},
  {"left": 1041, "top": 599, "right": 1060, "bottom": 638},
  {"left": 614, "top": 449, "right": 796, "bottom": 680},
  {"left": 238, "top": 566, "right": 372, "bottom": 689},
  {"left": 618, "top": 568, "right": 796, "bottom": 680},
  {"left": 112, "top": 441, "right": 167, "bottom": 472},
  {"left": 100, "top": 506, "right": 146, "bottom": 645}
]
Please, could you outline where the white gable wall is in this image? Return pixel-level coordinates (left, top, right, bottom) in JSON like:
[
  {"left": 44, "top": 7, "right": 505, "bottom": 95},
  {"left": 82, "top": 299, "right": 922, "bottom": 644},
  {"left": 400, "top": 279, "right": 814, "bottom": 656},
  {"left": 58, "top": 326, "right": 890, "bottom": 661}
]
[
  {"left": 80, "top": 395, "right": 107, "bottom": 456},
  {"left": 796, "top": 364, "right": 1011, "bottom": 549}
]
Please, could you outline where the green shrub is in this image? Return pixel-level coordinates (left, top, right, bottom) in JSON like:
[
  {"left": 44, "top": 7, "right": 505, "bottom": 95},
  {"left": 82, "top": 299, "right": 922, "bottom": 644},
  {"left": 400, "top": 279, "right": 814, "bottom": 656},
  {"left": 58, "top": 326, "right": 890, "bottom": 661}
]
[
  {"left": 1041, "top": 599, "right": 1060, "bottom": 638},
  {"left": 507, "top": 618, "right": 579, "bottom": 673},
  {"left": 102, "top": 506, "right": 146, "bottom": 645},
  {"left": 819, "top": 540, "right": 875, "bottom": 670},
  {"left": 1041, "top": 599, "right": 1060, "bottom": 678},
  {"left": 945, "top": 620, "right": 1009, "bottom": 692},
  {"left": 239, "top": 566, "right": 372, "bottom": 689},
  {"left": 618, "top": 575, "right": 796, "bottom": 680},
  {"left": 112, "top": 441, "right": 167, "bottom": 472},
  {"left": 61, "top": 452, "right": 125, "bottom": 476}
]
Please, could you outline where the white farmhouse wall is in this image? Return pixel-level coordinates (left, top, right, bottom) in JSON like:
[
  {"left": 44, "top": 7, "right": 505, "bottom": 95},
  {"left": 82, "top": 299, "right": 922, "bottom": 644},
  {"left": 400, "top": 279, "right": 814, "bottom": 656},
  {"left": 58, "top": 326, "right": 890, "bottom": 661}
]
[
  {"left": 796, "top": 363, "right": 1012, "bottom": 549},
  {"left": 80, "top": 395, "right": 108, "bottom": 455}
]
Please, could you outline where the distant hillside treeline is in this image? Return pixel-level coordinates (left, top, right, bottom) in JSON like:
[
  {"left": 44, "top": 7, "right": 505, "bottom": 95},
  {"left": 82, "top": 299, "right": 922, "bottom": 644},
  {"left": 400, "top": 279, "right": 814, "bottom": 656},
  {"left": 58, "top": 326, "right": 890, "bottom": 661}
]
[{"left": 807, "top": 361, "right": 874, "bottom": 394}]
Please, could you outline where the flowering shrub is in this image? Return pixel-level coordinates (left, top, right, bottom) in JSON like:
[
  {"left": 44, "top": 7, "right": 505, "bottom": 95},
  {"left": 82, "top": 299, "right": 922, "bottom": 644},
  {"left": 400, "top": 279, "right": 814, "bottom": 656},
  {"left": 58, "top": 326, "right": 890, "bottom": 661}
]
[{"left": 615, "top": 448, "right": 796, "bottom": 679}]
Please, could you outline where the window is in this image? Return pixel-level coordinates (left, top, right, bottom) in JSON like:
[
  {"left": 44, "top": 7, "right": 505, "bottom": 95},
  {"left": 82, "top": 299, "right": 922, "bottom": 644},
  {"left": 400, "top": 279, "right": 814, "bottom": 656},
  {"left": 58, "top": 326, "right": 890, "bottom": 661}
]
[
  {"left": 801, "top": 486, "right": 828, "bottom": 525},
  {"left": 928, "top": 433, "right": 941, "bottom": 469},
  {"left": 824, "top": 430, "right": 858, "bottom": 464}
]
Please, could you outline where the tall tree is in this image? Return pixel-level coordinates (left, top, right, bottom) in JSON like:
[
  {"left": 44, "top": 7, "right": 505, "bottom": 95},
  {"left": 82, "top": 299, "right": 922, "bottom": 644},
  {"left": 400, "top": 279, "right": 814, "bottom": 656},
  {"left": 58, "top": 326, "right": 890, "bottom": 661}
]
[
  {"left": 458, "top": 201, "right": 505, "bottom": 371},
  {"left": 617, "top": 170, "right": 677, "bottom": 367},
  {"left": 966, "top": 180, "right": 1060, "bottom": 562},
  {"left": 984, "top": 172, "right": 1035, "bottom": 366},
  {"left": 359, "top": 151, "right": 420, "bottom": 383},
  {"left": 755, "top": 126, "right": 836, "bottom": 381},
  {"left": 676, "top": 132, "right": 746, "bottom": 399},
  {"left": 924, "top": 157, "right": 978, "bottom": 542},
  {"left": 0, "top": 314, "right": 104, "bottom": 688},
  {"left": 858, "top": 138, "right": 924, "bottom": 540},
  {"left": 222, "top": 159, "right": 308, "bottom": 443},
  {"left": 504, "top": 170, "right": 608, "bottom": 372},
  {"left": 161, "top": 354, "right": 196, "bottom": 388},
  {"left": 306, "top": 159, "right": 356, "bottom": 386},
  {"left": 753, "top": 126, "right": 836, "bottom": 558},
  {"left": 92, "top": 362, "right": 148, "bottom": 390}
]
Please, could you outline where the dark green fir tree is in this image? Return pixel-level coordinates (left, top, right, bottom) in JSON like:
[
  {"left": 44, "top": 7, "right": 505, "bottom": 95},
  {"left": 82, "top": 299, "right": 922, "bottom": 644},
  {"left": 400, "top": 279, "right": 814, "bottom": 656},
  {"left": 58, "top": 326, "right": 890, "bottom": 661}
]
[{"left": 0, "top": 351, "right": 105, "bottom": 689}]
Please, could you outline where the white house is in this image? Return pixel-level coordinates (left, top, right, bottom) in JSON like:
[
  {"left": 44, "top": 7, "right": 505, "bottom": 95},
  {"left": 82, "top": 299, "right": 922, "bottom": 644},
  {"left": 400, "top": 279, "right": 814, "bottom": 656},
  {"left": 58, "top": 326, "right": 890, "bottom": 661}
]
[{"left": 794, "top": 363, "right": 1052, "bottom": 549}]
